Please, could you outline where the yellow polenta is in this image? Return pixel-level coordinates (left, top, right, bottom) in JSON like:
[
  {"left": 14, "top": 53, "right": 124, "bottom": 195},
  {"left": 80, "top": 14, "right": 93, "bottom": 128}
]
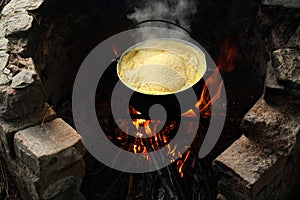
[{"left": 117, "top": 39, "right": 206, "bottom": 95}]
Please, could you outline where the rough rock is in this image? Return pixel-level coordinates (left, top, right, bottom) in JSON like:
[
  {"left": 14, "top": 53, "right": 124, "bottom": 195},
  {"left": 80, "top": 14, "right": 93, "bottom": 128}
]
[
  {"left": 0, "top": 11, "right": 33, "bottom": 36},
  {"left": 258, "top": 4, "right": 300, "bottom": 51},
  {"left": 6, "top": 158, "right": 85, "bottom": 200},
  {"left": 0, "top": 72, "right": 11, "bottom": 85},
  {"left": 272, "top": 48, "right": 300, "bottom": 90},
  {"left": 0, "top": 0, "right": 11, "bottom": 11},
  {"left": 3, "top": 68, "right": 10, "bottom": 75},
  {"left": 254, "top": 152, "right": 300, "bottom": 200},
  {"left": 38, "top": 160, "right": 85, "bottom": 199},
  {"left": 1, "top": 0, "right": 45, "bottom": 16},
  {"left": 0, "top": 103, "right": 55, "bottom": 157},
  {"left": 7, "top": 37, "right": 29, "bottom": 54},
  {"left": 0, "top": 84, "right": 45, "bottom": 119},
  {"left": 0, "top": 51, "right": 9, "bottom": 72},
  {"left": 264, "top": 51, "right": 300, "bottom": 105},
  {"left": 14, "top": 118, "right": 85, "bottom": 177},
  {"left": 264, "top": 64, "right": 296, "bottom": 105},
  {"left": 11, "top": 69, "right": 35, "bottom": 88},
  {"left": 262, "top": 0, "right": 300, "bottom": 8},
  {"left": 0, "top": 67, "right": 12, "bottom": 85},
  {"left": 213, "top": 135, "right": 286, "bottom": 200},
  {"left": 6, "top": 156, "right": 40, "bottom": 200},
  {"left": 0, "top": 58, "right": 45, "bottom": 119},
  {"left": 0, "top": 37, "right": 8, "bottom": 51},
  {"left": 241, "top": 99, "right": 300, "bottom": 156}
]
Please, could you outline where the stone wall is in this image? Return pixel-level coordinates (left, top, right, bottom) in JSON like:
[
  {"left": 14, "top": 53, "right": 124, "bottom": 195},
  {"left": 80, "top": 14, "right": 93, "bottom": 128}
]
[
  {"left": 0, "top": 0, "right": 86, "bottom": 199},
  {"left": 213, "top": 1, "right": 300, "bottom": 199},
  {"left": 0, "top": 0, "right": 299, "bottom": 199}
]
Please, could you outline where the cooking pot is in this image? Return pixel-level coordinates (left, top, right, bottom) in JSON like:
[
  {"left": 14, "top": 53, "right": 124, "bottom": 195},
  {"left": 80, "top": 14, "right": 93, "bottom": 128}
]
[{"left": 116, "top": 37, "right": 207, "bottom": 119}]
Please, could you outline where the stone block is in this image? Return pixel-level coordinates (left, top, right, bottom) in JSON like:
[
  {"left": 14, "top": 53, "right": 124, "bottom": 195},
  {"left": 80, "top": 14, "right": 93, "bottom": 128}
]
[
  {"left": 241, "top": 99, "right": 300, "bottom": 156},
  {"left": 254, "top": 158, "right": 300, "bottom": 200},
  {"left": 0, "top": 80, "right": 45, "bottom": 120},
  {"left": 0, "top": 103, "right": 55, "bottom": 157},
  {"left": 272, "top": 48, "right": 300, "bottom": 90},
  {"left": 264, "top": 50, "right": 300, "bottom": 105},
  {"left": 213, "top": 135, "right": 286, "bottom": 200},
  {"left": 6, "top": 157, "right": 40, "bottom": 200},
  {"left": 38, "top": 160, "right": 86, "bottom": 199},
  {"left": 257, "top": 5, "right": 299, "bottom": 50},
  {"left": 264, "top": 65, "right": 300, "bottom": 105},
  {"left": 6, "top": 158, "right": 85, "bottom": 200},
  {"left": 14, "top": 118, "right": 85, "bottom": 177},
  {"left": 250, "top": 128, "right": 300, "bottom": 199}
]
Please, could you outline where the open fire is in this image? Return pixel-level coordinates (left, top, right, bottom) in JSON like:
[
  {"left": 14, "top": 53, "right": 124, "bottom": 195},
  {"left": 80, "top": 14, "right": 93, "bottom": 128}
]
[{"left": 105, "top": 38, "right": 240, "bottom": 178}]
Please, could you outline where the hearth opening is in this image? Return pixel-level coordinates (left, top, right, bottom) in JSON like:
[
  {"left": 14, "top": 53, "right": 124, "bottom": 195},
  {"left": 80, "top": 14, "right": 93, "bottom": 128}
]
[{"left": 31, "top": 0, "right": 266, "bottom": 199}]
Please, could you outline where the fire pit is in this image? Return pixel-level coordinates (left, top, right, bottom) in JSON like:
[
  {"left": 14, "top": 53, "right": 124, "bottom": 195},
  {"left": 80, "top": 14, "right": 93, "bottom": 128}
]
[{"left": 0, "top": 0, "right": 299, "bottom": 199}]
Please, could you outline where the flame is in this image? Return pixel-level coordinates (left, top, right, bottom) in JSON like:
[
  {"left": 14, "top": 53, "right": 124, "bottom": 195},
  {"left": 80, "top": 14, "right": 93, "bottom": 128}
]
[
  {"left": 132, "top": 118, "right": 152, "bottom": 136},
  {"left": 133, "top": 145, "right": 138, "bottom": 154},
  {"left": 167, "top": 144, "right": 177, "bottom": 156},
  {"left": 216, "top": 38, "right": 240, "bottom": 74},
  {"left": 195, "top": 70, "right": 224, "bottom": 116},
  {"left": 176, "top": 39, "right": 239, "bottom": 177},
  {"left": 130, "top": 106, "right": 152, "bottom": 136},
  {"left": 195, "top": 38, "right": 240, "bottom": 117},
  {"left": 178, "top": 150, "right": 191, "bottom": 178},
  {"left": 181, "top": 108, "right": 197, "bottom": 118},
  {"left": 129, "top": 106, "right": 141, "bottom": 115},
  {"left": 112, "top": 44, "right": 120, "bottom": 57}
]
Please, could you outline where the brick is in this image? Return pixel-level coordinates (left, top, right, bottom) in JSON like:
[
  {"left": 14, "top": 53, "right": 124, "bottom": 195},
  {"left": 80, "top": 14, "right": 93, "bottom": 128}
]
[
  {"left": 213, "top": 135, "right": 286, "bottom": 200},
  {"left": 0, "top": 103, "right": 56, "bottom": 158},
  {"left": 241, "top": 99, "right": 300, "bottom": 156},
  {"left": 253, "top": 131, "right": 300, "bottom": 199},
  {"left": 6, "top": 158, "right": 85, "bottom": 200},
  {"left": 14, "top": 118, "right": 85, "bottom": 177}
]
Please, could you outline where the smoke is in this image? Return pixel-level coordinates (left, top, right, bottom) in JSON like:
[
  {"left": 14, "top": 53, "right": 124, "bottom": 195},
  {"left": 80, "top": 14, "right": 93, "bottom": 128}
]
[{"left": 127, "top": 0, "right": 197, "bottom": 32}]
